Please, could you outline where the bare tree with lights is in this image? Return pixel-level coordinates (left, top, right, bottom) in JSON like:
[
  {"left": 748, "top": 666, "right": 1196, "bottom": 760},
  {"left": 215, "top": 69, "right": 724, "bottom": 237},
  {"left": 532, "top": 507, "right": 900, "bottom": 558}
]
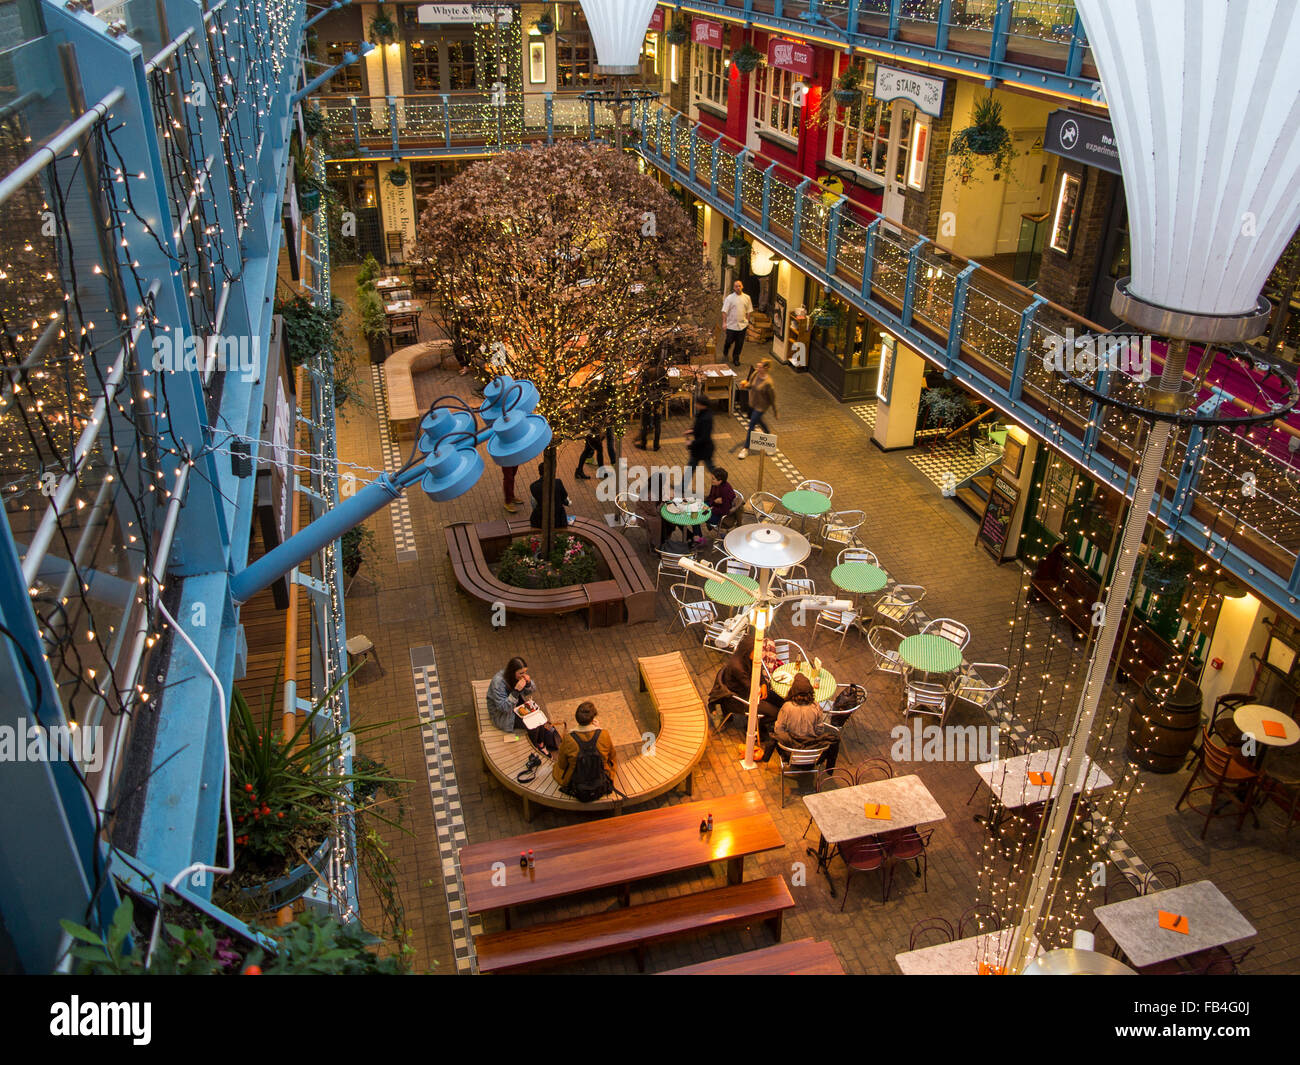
[{"left": 415, "top": 142, "right": 712, "bottom": 554}]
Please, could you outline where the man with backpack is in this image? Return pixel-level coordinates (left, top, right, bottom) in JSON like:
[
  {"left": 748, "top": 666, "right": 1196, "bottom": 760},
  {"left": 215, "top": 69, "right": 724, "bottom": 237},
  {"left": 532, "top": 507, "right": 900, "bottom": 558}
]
[{"left": 553, "top": 700, "right": 620, "bottom": 802}]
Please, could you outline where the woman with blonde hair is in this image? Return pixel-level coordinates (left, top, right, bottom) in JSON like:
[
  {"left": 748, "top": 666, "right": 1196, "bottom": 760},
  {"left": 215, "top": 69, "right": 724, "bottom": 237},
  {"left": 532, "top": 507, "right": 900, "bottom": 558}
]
[{"left": 738, "top": 359, "right": 777, "bottom": 460}]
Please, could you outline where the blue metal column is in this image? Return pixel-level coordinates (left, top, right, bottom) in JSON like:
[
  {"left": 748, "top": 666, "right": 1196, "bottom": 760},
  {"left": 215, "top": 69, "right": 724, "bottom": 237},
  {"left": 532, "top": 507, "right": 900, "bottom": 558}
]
[
  {"left": 990, "top": 0, "right": 1011, "bottom": 71},
  {"left": 669, "top": 113, "right": 681, "bottom": 173},
  {"left": 935, "top": 0, "right": 953, "bottom": 50},
  {"left": 791, "top": 176, "right": 813, "bottom": 254},
  {"left": 389, "top": 96, "right": 399, "bottom": 157},
  {"left": 761, "top": 162, "right": 776, "bottom": 229},
  {"left": 1010, "top": 295, "right": 1047, "bottom": 402},
  {"left": 688, "top": 127, "right": 698, "bottom": 183},
  {"left": 350, "top": 96, "right": 361, "bottom": 150},
  {"left": 825, "top": 195, "right": 847, "bottom": 273},
  {"left": 546, "top": 92, "right": 554, "bottom": 143},
  {"left": 861, "top": 218, "right": 880, "bottom": 299},
  {"left": 442, "top": 94, "right": 451, "bottom": 146},
  {"left": 945, "top": 263, "right": 978, "bottom": 367},
  {"left": 710, "top": 135, "right": 722, "bottom": 197},
  {"left": 888, "top": 0, "right": 902, "bottom": 39},
  {"left": 901, "top": 235, "right": 929, "bottom": 328},
  {"left": 1065, "top": 12, "right": 1086, "bottom": 80},
  {"left": 733, "top": 149, "right": 746, "bottom": 220}
]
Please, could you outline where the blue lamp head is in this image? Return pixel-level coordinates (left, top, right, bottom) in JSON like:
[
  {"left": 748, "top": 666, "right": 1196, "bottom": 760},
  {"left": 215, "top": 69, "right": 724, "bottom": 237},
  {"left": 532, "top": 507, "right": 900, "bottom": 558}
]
[
  {"left": 487, "top": 409, "right": 553, "bottom": 467},
  {"left": 419, "top": 407, "right": 475, "bottom": 455},
  {"left": 421, "top": 439, "right": 484, "bottom": 501},
  {"left": 480, "top": 375, "right": 540, "bottom": 424}
]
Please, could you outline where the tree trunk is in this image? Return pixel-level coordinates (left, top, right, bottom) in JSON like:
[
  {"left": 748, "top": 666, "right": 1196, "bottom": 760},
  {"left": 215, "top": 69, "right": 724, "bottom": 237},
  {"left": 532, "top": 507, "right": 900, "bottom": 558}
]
[{"left": 540, "top": 444, "right": 557, "bottom": 558}]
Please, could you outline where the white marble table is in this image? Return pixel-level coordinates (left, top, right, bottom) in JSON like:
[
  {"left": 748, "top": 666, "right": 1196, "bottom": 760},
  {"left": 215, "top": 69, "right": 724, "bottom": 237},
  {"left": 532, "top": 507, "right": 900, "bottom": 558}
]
[
  {"left": 1092, "top": 880, "right": 1255, "bottom": 968},
  {"left": 974, "top": 747, "right": 1114, "bottom": 809},
  {"left": 895, "top": 927, "right": 1041, "bottom": 975},
  {"left": 804, "top": 775, "right": 947, "bottom": 845}
]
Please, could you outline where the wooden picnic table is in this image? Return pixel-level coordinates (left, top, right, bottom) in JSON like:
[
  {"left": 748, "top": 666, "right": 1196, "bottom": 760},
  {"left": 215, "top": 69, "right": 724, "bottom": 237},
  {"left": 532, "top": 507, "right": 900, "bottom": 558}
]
[
  {"left": 662, "top": 938, "right": 844, "bottom": 975},
  {"left": 459, "top": 790, "right": 784, "bottom": 918}
]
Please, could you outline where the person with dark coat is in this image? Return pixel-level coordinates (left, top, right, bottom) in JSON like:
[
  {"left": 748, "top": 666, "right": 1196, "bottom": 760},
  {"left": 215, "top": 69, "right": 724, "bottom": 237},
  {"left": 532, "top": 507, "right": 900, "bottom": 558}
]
[
  {"left": 759, "top": 673, "right": 839, "bottom": 766},
  {"left": 706, "top": 634, "right": 780, "bottom": 734},
  {"left": 637, "top": 364, "right": 669, "bottom": 451},
  {"left": 705, "top": 466, "right": 737, "bottom": 529},
  {"left": 686, "top": 392, "right": 715, "bottom": 473},
  {"left": 529, "top": 463, "right": 570, "bottom": 529},
  {"left": 636, "top": 467, "right": 674, "bottom": 547}
]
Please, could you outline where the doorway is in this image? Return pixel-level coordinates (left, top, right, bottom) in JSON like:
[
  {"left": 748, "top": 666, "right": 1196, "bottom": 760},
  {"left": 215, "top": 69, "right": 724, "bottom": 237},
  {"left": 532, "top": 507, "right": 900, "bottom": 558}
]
[
  {"left": 995, "top": 130, "right": 1052, "bottom": 255},
  {"left": 880, "top": 101, "right": 915, "bottom": 225}
]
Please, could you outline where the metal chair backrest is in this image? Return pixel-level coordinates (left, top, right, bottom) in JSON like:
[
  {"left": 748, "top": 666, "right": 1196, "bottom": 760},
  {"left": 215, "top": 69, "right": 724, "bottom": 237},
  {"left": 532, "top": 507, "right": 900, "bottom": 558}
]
[
  {"left": 854, "top": 757, "right": 893, "bottom": 783},
  {"left": 839, "top": 547, "right": 879, "bottom": 566},
  {"left": 1140, "top": 861, "right": 1182, "bottom": 894},
  {"left": 780, "top": 743, "right": 825, "bottom": 768},
  {"left": 615, "top": 492, "right": 641, "bottom": 523},
  {"left": 721, "top": 555, "right": 756, "bottom": 578},
  {"left": 749, "top": 491, "right": 787, "bottom": 520},
  {"left": 957, "top": 905, "right": 1002, "bottom": 939},
  {"left": 1023, "top": 728, "right": 1060, "bottom": 753},
  {"left": 669, "top": 582, "right": 703, "bottom": 610},
  {"left": 868, "top": 625, "right": 905, "bottom": 670},
  {"left": 771, "top": 638, "right": 808, "bottom": 666},
  {"left": 908, "top": 917, "right": 955, "bottom": 951},
  {"left": 796, "top": 479, "right": 833, "bottom": 499},
  {"left": 922, "top": 617, "right": 971, "bottom": 649},
  {"left": 815, "top": 767, "right": 857, "bottom": 792}
]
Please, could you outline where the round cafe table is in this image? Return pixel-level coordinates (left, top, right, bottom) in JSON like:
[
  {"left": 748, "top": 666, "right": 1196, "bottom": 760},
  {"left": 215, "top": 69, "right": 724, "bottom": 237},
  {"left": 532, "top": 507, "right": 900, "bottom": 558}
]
[
  {"left": 1233, "top": 704, "right": 1300, "bottom": 770},
  {"left": 781, "top": 490, "right": 832, "bottom": 533},
  {"left": 704, "top": 573, "right": 758, "bottom": 608},
  {"left": 899, "top": 633, "right": 963, "bottom": 674},
  {"left": 660, "top": 500, "right": 710, "bottom": 543},
  {"left": 768, "top": 662, "right": 837, "bottom": 703},
  {"left": 831, "top": 562, "right": 888, "bottom": 596}
]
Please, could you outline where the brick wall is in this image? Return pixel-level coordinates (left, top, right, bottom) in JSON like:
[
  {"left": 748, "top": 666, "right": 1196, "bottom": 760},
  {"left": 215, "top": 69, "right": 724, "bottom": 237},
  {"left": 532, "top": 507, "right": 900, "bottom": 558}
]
[
  {"left": 1037, "top": 159, "right": 1117, "bottom": 317},
  {"left": 902, "top": 82, "right": 955, "bottom": 240}
]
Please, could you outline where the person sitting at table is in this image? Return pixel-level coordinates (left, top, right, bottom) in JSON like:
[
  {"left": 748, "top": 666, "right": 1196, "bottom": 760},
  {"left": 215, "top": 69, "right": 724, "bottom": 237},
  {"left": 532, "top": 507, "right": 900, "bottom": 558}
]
[
  {"left": 553, "top": 700, "right": 618, "bottom": 801},
  {"left": 758, "top": 673, "right": 839, "bottom": 767},
  {"left": 486, "top": 656, "right": 561, "bottom": 754},
  {"left": 704, "top": 466, "right": 737, "bottom": 530},
  {"left": 636, "top": 468, "right": 674, "bottom": 547},
  {"left": 707, "top": 634, "right": 779, "bottom": 735},
  {"left": 529, "top": 463, "right": 570, "bottom": 530}
]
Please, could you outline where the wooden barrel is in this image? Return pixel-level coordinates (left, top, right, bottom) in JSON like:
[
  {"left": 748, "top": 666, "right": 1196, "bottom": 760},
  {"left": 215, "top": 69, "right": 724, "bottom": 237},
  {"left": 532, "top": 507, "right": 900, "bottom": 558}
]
[{"left": 1127, "top": 675, "right": 1203, "bottom": 773}]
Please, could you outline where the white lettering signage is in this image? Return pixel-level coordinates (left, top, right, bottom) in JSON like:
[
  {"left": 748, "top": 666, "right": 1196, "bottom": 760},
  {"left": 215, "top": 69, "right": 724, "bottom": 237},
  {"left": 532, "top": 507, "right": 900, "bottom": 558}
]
[
  {"left": 416, "top": 4, "right": 510, "bottom": 24},
  {"left": 873, "top": 65, "right": 946, "bottom": 117}
]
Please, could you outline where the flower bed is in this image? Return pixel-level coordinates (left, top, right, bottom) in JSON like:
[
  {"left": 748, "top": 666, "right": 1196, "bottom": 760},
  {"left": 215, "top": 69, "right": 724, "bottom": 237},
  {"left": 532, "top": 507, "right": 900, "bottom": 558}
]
[{"left": 495, "top": 534, "right": 597, "bottom": 589}]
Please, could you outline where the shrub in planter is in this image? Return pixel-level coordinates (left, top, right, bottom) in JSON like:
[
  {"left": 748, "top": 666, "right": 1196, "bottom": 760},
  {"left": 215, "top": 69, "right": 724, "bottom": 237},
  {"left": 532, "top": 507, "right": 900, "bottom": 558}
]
[
  {"left": 534, "top": 12, "right": 554, "bottom": 34},
  {"left": 919, "top": 384, "right": 976, "bottom": 431},
  {"left": 356, "top": 254, "right": 381, "bottom": 288},
  {"left": 496, "top": 534, "right": 597, "bottom": 589},
  {"left": 809, "top": 298, "right": 841, "bottom": 328},
  {"left": 732, "top": 43, "right": 762, "bottom": 73},
  {"left": 359, "top": 286, "right": 390, "bottom": 362},
  {"left": 665, "top": 16, "right": 688, "bottom": 45},
  {"left": 949, "top": 93, "right": 1015, "bottom": 183},
  {"left": 833, "top": 65, "right": 864, "bottom": 106},
  {"left": 302, "top": 106, "right": 326, "bottom": 140},
  {"left": 1142, "top": 542, "right": 1196, "bottom": 596}
]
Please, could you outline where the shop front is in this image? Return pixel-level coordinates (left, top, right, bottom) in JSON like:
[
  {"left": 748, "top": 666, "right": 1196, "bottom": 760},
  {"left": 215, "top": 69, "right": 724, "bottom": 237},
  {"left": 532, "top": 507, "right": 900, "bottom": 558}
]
[{"left": 804, "top": 283, "right": 885, "bottom": 401}]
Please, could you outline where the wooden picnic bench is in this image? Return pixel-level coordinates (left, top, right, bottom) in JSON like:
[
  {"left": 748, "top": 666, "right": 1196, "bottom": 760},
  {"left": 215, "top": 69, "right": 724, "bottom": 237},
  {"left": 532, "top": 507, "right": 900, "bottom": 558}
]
[
  {"left": 660, "top": 938, "right": 845, "bottom": 975},
  {"left": 475, "top": 876, "right": 795, "bottom": 973},
  {"left": 446, "top": 517, "right": 656, "bottom": 627},
  {"left": 472, "top": 650, "right": 708, "bottom": 821}
]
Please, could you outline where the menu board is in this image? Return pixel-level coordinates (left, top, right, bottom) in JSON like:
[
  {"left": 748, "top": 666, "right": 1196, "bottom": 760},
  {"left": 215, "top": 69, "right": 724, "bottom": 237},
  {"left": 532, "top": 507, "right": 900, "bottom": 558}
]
[{"left": 976, "top": 475, "right": 1020, "bottom": 562}]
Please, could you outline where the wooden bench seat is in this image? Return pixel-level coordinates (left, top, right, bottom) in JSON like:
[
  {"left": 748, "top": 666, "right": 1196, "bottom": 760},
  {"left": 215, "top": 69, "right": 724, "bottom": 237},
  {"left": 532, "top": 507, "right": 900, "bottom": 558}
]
[
  {"left": 475, "top": 876, "right": 795, "bottom": 973},
  {"left": 446, "top": 522, "right": 588, "bottom": 620},
  {"left": 474, "top": 650, "right": 707, "bottom": 821},
  {"left": 383, "top": 340, "right": 454, "bottom": 440},
  {"left": 660, "top": 938, "right": 845, "bottom": 975}
]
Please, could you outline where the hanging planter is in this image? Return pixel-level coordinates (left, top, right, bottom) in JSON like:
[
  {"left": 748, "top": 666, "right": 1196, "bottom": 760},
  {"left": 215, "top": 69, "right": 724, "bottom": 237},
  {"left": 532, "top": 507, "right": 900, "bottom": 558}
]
[
  {"left": 302, "top": 106, "right": 325, "bottom": 140},
  {"left": 1142, "top": 543, "right": 1195, "bottom": 597},
  {"left": 732, "top": 43, "right": 762, "bottom": 74},
  {"left": 386, "top": 166, "right": 408, "bottom": 187},
  {"left": 368, "top": 4, "right": 397, "bottom": 43},
  {"left": 832, "top": 65, "right": 864, "bottom": 107},
  {"left": 296, "top": 185, "right": 321, "bottom": 214},
  {"left": 949, "top": 93, "right": 1015, "bottom": 184},
  {"left": 810, "top": 298, "right": 841, "bottom": 328},
  {"left": 534, "top": 13, "right": 554, "bottom": 35},
  {"left": 665, "top": 16, "right": 689, "bottom": 45}
]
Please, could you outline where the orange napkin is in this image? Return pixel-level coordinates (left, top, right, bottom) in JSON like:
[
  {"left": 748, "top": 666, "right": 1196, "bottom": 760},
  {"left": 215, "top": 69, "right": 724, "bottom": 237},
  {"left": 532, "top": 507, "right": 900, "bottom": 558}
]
[
  {"left": 863, "top": 803, "right": 891, "bottom": 820},
  {"left": 1262, "top": 719, "right": 1288, "bottom": 739},
  {"left": 977, "top": 962, "right": 1005, "bottom": 975},
  {"left": 1158, "top": 911, "right": 1189, "bottom": 934},
  {"left": 1028, "top": 770, "right": 1054, "bottom": 786}
]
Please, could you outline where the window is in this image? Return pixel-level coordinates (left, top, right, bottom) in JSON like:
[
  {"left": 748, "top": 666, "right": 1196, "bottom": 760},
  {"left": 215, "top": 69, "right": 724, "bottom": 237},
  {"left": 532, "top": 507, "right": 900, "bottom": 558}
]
[
  {"left": 325, "top": 41, "right": 363, "bottom": 94},
  {"left": 410, "top": 41, "right": 440, "bottom": 91},
  {"left": 828, "top": 57, "right": 888, "bottom": 176},
  {"left": 752, "top": 65, "right": 803, "bottom": 139},
  {"left": 641, "top": 34, "right": 658, "bottom": 81},
  {"left": 692, "top": 42, "right": 730, "bottom": 108},
  {"left": 447, "top": 41, "right": 477, "bottom": 91},
  {"left": 556, "top": 8, "right": 593, "bottom": 87}
]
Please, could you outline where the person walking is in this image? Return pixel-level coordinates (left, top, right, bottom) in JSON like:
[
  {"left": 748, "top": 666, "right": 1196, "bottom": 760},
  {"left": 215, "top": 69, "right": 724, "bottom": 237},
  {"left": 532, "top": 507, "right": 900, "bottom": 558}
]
[
  {"left": 737, "top": 359, "right": 777, "bottom": 459},
  {"left": 686, "top": 387, "right": 715, "bottom": 475},
  {"left": 575, "top": 425, "right": 616, "bottom": 480},
  {"left": 721, "top": 280, "right": 753, "bottom": 367},
  {"left": 636, "top": 363, "right": 669, "bottom": 451},
  {"left": 501, "top": 465, "right": 523, "bottom": 513}
]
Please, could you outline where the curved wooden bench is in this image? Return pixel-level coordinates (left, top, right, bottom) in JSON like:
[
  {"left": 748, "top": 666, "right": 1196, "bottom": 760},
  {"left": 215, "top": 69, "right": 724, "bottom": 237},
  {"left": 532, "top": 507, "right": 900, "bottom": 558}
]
[
  {"left": 384, "top": 339, "right": 454, "bottom": 440},
  {"left": 473, "top": 651, "right": 707, "bottom": 821},
  {"left": 446, "top": 517, "right": 656, "bottom": 626}
]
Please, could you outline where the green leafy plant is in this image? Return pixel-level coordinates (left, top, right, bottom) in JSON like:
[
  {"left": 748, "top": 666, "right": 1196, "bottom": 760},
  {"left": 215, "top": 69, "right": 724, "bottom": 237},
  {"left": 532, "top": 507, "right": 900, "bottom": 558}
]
[
  {"left": 496, "top": 534, "right": 597, "bottom": 589},
  {"left": 275, "top": 294, "right": 345, "bottom": 367},
  {"left": 1142, "top": 541, "right": 1197, "bottom": 596},
  {"left": 919, "top": 384, "right": 977, "bottom": 430},
  {"left": 833, "top": 64, "right": 864, "bottom": 105},
  {"left": 368, "top": 4, "right": 396, "bottom": 43},
  {"left": 810, "top": 298, "right": 841, "bottom": 328},
  {"left": 949, "top": 93, "right": 1015, "bottom": 183},
  {"left": 356, "top": 255, "right": 382, "bottom": 288},
  {"left": 358, "top": 285, "right": 389, "bottom": 341},
  {"left": 302, "top": 106, "right": 326, "bottom": 141},
  {"left": 534, "top": 12, "right": 554, "bottom": 34},
  {"left": 665, "top": 16, "right": 688, "bottom": 45},
  {"left": 386, "top": 166, "right": 408, "bottom": 188},
  {"left": 341, "top": 523, "right": 376, "bottom": 580},
  {"left": 732, "top": 42, "right": 763, "bottom": 73}
]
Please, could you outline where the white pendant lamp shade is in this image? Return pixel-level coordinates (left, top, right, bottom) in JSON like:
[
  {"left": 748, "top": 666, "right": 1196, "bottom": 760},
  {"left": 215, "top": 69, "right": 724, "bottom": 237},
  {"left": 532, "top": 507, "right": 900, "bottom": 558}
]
[
  {"left": 579, "top": 0, "right": 659, "bottom": 74},
  {"left": 1076, "top": 0, "right": 1300, "bottom": 318}
]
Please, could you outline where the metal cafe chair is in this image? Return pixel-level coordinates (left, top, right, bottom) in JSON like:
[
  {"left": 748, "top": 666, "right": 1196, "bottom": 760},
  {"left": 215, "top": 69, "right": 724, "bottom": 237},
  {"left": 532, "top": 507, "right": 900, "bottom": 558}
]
[
  {"left": 875, "top": 584, "right": 926, "bottom": 628},
  {"left": 668, "top": 582, "right": 718, "bottom": 636},
  {"left": 795, "top": 478, "right": 834, "bottom": 501},
  {"left": 921, "top": 616, "right": 971, "bottom": 650},
  {"left": 776, "top": 742, "right": 826, "bottom": 808}
]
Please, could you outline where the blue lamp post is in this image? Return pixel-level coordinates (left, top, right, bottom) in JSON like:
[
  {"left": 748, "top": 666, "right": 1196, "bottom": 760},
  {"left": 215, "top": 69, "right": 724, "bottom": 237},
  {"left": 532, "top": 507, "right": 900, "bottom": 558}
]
[{"left": 230, "top": 375, "right": 550, "bottom": 604}]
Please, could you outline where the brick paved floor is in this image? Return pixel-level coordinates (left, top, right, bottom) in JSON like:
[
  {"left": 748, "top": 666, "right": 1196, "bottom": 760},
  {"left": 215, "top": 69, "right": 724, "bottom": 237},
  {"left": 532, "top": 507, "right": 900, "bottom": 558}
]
[{"left": 330, "top": 267, "right": 1300, "bottom": 975}]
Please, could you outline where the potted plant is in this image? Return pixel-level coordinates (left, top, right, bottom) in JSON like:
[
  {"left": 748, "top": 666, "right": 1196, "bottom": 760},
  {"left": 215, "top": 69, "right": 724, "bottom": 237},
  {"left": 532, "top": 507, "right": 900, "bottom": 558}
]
[
  {"left": 341, "top": 524, "right": 376, "bottom": 584},
  {"left": 810, "top": 298, "right": 841, "bottom": 328},
  {"left": 359, "top": 286, "right": 390, "bottom": 363},
  {"left": 919, "top": 383, "right": 976, "bottom": 431},
  {"left": 368, "top": 4, "right": 397, "bottom": 43},
  {"left": 833, "top": 64, "right": 864, "bottom": 106},
  {"left": 1142, "top": 541, "right": 1196, "bottom": 596},
  {"left": 949, "top": 93, "right": 1015, "bottom": 183},
  {"left": 665, "top": 15, "right": 689, "bottom": 45},
  {"left": 722, "top": 233, "right": 750, "bottom": 264},
  {"left": 386, "top": 165, "right": 408, "bottom": 188},
  {"left": 732, "top": 42, "right": 762, "bottom": 73},
  {"left": 302, "top": 105, "right": 326, "bottom": 141},
  {"left": 296, "top": 171, "right": 327, "bottom": 215},
  {"left": 534, "top": 11, "right": 554, "bottom": 35}
]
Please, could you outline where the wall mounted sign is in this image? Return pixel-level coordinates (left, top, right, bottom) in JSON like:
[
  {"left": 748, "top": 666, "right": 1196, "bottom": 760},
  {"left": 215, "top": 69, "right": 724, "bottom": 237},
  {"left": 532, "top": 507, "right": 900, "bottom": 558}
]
[
  {"left": 767, "top": 37, "right": 815, "bottom": 77},
  {"left": 692, "top": 17, "right": 724, "bottom": 49},
  {"left": 876, "top": 333, "right": 896, "bottom": 402},
  {"left": 416, "top": 4, "right": 510, "bottom": 23},
  {"left": 873, "top": 65, "right": 945, "bottom": 117},
  {"left": 1044, "top": 108, "right": 1120, "bottom": 174},
  {"left": 907, "top": 117, "right": 930, "bottom": 190},
  {"left": 649, "top": 7, "right": 664, "bottom": 32},
  {"left": 1048, "top": 170, "right": 1085, "bottom": 256},
  {"left": 529, "top": 40, "right": 546, "bottom": 84},
  {"left": 976, "top": 474, "right": 1020, "bottom": 562}
]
